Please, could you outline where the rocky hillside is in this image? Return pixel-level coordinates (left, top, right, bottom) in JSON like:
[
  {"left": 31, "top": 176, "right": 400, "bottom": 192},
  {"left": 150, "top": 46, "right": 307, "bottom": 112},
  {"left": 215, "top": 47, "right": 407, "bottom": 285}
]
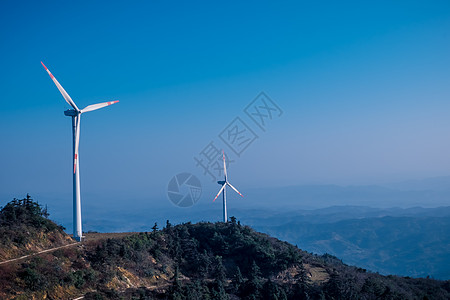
[
  {"left": 0, "top": 197, "right": 449, "bottom": 299},
  {"left": 0, "top": 195, "right": 72, "bottom": 261}
]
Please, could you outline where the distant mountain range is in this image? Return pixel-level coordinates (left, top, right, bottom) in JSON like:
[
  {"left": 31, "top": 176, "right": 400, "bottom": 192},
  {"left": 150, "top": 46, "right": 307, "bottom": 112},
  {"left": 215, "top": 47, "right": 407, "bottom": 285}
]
[
  {"left": 247, "top": 206, "right": 450, "bottom": 279},
  {"left": 383, "top": 175, "right": 450, "bottom": 191},
  {"left": 242, "top": 180, "right": 450, "bottom": 209}
]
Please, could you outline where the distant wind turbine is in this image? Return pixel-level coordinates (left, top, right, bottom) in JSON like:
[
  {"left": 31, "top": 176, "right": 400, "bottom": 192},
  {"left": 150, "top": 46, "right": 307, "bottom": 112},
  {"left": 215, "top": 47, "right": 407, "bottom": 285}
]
[
  {"left": 213, "top": 151, "right": 243, "bottom": 222},
  {"left": 41, "top": 62, "right": 118, "bottom": 241}
]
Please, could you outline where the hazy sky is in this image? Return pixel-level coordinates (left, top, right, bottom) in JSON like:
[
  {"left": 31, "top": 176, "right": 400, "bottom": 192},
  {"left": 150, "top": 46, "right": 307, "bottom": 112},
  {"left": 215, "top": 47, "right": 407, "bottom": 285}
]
[{"left": 1, "top": 1, "right": 450, "bottom": 207}]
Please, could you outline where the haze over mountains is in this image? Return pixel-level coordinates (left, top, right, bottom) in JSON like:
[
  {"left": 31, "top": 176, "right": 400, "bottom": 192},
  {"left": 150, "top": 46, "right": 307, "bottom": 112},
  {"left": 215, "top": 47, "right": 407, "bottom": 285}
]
[{"left": 243, "top": 176, "right": 450, "bottom": 209}]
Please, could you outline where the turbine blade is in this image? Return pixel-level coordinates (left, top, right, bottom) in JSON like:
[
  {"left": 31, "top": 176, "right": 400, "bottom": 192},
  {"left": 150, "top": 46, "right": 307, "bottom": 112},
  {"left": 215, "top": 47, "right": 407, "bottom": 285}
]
[
  {"left": 81, "top": 100, "right": 119, "bottom": 113},
  {"left": 41, "top": 62, "right": 79, "bottom": 111},
  {"left": 213, "top": 184, "right": 226, "bottom": 202},
  {"left": 74, "top": 115, "right": 81, "bottom": 174},
  {"left": 227, "top": 182, "right": 243, "bottom": 197},
  {"left": 222, "top": 150, "right": 227, "bottom": 180}
]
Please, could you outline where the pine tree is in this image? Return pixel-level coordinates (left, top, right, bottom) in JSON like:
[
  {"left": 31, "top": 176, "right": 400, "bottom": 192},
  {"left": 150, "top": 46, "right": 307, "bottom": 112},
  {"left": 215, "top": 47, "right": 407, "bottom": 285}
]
[
  {"left": 170, "top": 266, "right": 183, "bottom": 299},
  {"left": 152, "top": 222, "right": 158, "bottom": 232},
  {"left": 214, "top": 256, "right": 227, "bottom": 283},
  {"left": 249, "top": 260, "right": 262, "bottom": 282},
  {"left": 231, "top": 266, "right": 244, "bottom": 293},
  {"left": 242, "top": 261, "right": 263, "bottom": 298},
  {"left": 262, "top": 279, "right": 287, "bottom": 300},
  {"left": 211, "top": 280, "right": 228, "bottom": 300}
]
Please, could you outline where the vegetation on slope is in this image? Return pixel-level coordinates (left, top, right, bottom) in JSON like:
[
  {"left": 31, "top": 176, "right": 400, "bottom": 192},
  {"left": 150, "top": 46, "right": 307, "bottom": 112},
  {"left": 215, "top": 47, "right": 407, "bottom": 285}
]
[
  {"left": 0, "top": 197, "right": 449, "bottom": 299},
  {"left": 0, "top": 195, "right": 71, "bottom": 261}
]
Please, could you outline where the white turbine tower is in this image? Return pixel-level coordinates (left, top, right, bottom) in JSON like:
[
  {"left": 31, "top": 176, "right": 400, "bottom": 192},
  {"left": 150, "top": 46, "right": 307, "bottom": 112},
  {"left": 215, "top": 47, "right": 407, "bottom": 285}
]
[
  {"left": 213, "top": 151, "right": 243, "bottom": 222},
  {"left": 41, "top": 62, "right": 118, "bottom": 241}
]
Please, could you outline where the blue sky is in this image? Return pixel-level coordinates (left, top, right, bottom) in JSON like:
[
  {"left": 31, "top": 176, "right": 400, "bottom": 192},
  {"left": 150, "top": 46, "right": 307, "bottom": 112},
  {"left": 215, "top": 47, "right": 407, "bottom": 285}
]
[{"left": 1, "top": 1, "right": 450, "bottom": 211}]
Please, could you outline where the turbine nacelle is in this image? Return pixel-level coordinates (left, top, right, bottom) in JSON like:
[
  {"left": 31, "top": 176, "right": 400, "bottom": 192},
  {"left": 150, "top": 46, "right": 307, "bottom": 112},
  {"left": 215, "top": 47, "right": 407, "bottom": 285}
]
[
  {"left": 217, "top": 180, "right": 226, "bottom": 185},
  {"left": 64, "top": 109, "right": 79, "bottom": 117}
]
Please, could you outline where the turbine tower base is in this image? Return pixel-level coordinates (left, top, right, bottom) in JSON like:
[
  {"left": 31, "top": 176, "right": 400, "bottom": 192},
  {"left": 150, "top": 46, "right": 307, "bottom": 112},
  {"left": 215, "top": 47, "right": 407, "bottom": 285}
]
[{"left": 73, "top": 235, "right": 85, "bottom": 242}]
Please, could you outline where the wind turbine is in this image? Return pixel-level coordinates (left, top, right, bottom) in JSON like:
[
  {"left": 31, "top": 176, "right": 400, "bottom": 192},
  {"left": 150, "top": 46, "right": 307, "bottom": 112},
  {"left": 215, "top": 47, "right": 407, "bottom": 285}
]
[
  {"left": 41, "top": 62, "right": 118, "bottom": 241},
  {"left": 213, "top": 151, "right": 243, "bottom": 222}
]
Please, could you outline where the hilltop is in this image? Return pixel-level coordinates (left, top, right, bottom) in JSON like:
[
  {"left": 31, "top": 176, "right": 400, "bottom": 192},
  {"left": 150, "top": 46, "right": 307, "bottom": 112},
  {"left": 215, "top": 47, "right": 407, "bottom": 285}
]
[
  {"left": 0, "top": 195, "right": 72, "bottom": 261},
  {"left": 0, "top": 197, "right": 449, "bottom": 299}
]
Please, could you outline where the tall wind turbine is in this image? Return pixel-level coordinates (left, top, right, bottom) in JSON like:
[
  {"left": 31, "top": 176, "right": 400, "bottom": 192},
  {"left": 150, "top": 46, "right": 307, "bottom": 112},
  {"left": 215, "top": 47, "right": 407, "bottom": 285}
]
[
  {"left": 41, "top": 62, "right": 118, "bottom": 241},
  {"left": 213, "top": 151, "right": 243, "bottom": 222}
]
